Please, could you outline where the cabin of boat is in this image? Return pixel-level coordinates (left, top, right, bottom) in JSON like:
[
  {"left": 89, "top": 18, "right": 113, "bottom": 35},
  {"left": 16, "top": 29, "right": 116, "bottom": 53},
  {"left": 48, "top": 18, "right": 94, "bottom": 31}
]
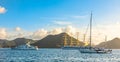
[{"left": 11, "top": 42, "right": 38, "bottom": 50}]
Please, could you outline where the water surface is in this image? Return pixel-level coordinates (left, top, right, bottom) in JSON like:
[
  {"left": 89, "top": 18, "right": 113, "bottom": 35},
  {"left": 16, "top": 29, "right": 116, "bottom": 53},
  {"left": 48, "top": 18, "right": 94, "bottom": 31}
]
[{"left": 0, "top": 48, "right": 120, "bottom": 62}]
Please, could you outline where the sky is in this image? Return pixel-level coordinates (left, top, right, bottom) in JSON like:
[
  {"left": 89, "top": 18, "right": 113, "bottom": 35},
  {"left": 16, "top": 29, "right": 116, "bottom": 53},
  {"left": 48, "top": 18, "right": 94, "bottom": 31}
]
[{"left": 0, "top": 0, "right": 120, "bottom": 44}]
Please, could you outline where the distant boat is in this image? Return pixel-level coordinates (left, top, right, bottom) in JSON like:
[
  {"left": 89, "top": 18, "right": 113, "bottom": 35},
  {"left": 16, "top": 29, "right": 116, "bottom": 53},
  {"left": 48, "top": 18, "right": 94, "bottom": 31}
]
[
  {"left": 11, "top": 42, "right": 38, "bottom": 50},
  {"left": 79, "top": 12, "right": 112, "bottom": 53}
]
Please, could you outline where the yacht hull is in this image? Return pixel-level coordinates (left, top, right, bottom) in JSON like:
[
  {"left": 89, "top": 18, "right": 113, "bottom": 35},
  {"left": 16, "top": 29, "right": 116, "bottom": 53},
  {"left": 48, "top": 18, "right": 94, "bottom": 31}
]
[{"left": 79, "top": 47, "right": 112, "bottom": 53}]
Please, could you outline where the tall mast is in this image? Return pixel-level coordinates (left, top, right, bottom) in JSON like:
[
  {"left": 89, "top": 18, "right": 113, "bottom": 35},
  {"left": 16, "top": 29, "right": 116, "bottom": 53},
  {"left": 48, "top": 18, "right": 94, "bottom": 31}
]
[
  {"left": 64, "top": 33, "right": 67, "bottom": 46},
  {"left": 105, "top": 35, "right": 107, "bottom": 42},
  {"left": 70, "top": 33, "right": 73, "bottom": 46},
  {"left": 76, "top": 32, "right": 79, "bottom": 46},
  {"left": 83, "top": 34, "right": 86, "bottom": 42},
  {"left": 90, "top": 12, "right": 92, "bottom": 47}
]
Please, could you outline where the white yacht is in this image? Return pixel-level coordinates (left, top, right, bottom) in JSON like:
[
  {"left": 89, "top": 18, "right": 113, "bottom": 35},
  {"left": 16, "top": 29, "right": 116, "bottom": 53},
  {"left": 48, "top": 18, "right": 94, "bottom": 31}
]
[{"left": 11, "top": 42, "right": 38, "bottom": 50}]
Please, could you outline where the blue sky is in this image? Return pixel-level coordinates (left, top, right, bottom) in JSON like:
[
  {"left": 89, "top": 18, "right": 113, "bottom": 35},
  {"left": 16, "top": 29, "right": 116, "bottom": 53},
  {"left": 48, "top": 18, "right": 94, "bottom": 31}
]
[
  {"left": 0, "top": 0, "right": 119, "bottom": 30},
  {"left": 0, "top": 0, "right": 120, "bottom": 43}
]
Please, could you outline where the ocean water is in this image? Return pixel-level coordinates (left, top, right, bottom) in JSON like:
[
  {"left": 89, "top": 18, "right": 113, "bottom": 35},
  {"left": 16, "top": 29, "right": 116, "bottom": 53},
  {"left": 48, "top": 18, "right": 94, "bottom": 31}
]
[{"left": 0, "top": 48, "right": 120, "bottom": 62}]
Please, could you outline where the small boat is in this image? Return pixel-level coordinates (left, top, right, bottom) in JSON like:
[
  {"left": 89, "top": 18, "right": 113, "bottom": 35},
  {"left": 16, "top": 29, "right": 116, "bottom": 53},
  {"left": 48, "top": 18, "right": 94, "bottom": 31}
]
[
  {"left": 11, "top": 42, "right": 38, "bottom": 50},
  {"left": 79, "top": 12, "right": 112, "bottom": 53}
]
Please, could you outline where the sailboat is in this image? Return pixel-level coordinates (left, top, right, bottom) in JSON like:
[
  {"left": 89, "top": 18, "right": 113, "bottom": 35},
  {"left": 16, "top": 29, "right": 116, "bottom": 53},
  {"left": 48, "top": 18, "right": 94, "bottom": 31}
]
[{"left": 79, "top": 12, "right": 112, "bottom": 53}]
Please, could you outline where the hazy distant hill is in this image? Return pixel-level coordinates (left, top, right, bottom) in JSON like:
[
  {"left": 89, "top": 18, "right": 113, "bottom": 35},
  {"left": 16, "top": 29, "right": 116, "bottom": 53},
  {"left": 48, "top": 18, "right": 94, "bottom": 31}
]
[
  {"left": 0, "top": 39, "right": 9, "bottom": 47},
  {"left": 0, "top": 38, "right": 36, "bottom": 48},
  {"left": 96, "top": 38, "right": 120, "bottom": 49},
  {"left": 13, "top": 38, "right": 34, "bottom": 45},
  {"left": 32, "top": 33, "right": 85, "bottom": 48}
]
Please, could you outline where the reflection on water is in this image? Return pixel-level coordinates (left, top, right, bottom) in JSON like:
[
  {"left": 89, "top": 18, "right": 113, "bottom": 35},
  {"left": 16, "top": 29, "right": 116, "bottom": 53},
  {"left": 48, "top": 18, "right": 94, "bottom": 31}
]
[{"left": 0, "top": 48, "right": 120, "bottom": 62}]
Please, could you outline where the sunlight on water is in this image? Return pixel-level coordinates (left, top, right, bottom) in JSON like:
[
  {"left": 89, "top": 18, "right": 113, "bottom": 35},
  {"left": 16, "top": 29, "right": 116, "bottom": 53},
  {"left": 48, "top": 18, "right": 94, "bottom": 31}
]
[{"left": 0, "top": 48, "right": 120, "bottom": 62}]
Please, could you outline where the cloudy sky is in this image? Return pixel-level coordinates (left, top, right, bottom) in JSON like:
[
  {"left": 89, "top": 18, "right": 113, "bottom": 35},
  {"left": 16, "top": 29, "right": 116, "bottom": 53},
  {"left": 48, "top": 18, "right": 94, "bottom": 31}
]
[{"left": 0, "top": 0, "right": 120, "bottom": 44}]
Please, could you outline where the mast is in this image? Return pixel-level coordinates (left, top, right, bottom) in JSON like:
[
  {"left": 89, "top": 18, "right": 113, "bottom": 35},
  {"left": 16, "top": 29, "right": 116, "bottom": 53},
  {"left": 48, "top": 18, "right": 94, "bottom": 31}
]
[
  {"left": 105, "top": 35, "right": 107, "bottom": 42},
  {"left": 70, "top": 33, "right": 73, "bottom": 46},
  {"left": 83, "top": 34, "right": 86, "bottom": 42},
  {"left": 90, "top": 12, "right": 92, "bottom": 47},
  {"left": 76, "top": 32, "right": 79, "bottom": 46},
  {"left": 64, "top": 33, "right": 67, "bottom": 46}
]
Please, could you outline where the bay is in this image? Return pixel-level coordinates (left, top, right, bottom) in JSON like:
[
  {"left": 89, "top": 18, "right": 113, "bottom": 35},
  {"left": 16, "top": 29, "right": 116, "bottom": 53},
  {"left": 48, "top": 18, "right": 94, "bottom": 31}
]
[{"left": 0, "top": 48, "right": 120, "bottom": 62}]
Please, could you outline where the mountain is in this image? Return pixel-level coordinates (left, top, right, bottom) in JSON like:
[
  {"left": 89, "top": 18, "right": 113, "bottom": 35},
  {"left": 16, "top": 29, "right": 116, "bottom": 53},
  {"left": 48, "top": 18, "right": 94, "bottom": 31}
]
[
  {"left": 0, "top": 39, "right": 9, "bottom": 48},
  {"left": 0, "top": 33, "right": 85, "bottom": 48},
  {"left": 0, "top": 38, "right": 36, "bottom": 48},
  {"left": 96, "top": 38, "right": 120, "bottom": 49},
  {"left": 32, "top": 33, "right": 85, "bottom": 48},
  {"left": 12, "top": 38, "right": 36, "bottom": 47}
]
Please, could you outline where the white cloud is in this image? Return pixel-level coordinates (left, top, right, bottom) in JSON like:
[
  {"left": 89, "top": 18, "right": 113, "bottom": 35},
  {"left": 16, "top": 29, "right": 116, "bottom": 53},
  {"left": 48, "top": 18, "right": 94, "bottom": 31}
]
[
  {"left": 7, "top": 31, "right": 24, "bottom": 40},
  {"left": 16, "top": 33, "right": 24, "bottom": 38},
  {"left": 0, "top": 6, "right": 6, "bottom": 14},
  {"left": 50, "top": 28, "right": 63, "bottom": 35},
  {"left": 48, "top": 25, "right": 78, "bottom": 36},
  {"left": 15, "top": 27, "right": 21, "bottom": 31},
  {"left": 53, "top": 21, "right": 72, "bottom": 25},
  {"left": 0, "top": 28, "right": 7, "bottom": 39},
  {"left": 7, "top": 27, "right": 32, "bottom": 40},
  {"left": 32, "top": 29, "right": 48, "bottom": 40},
  {"left": 64, "top": 25, "right": 77, "bottom": 35},
  {"left": 95, "top": 22, "right": 120, "bottom": 39}
]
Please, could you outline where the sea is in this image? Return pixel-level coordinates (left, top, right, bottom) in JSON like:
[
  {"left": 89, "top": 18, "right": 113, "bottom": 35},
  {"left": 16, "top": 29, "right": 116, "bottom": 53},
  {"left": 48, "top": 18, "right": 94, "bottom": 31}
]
[{"left": 0, "top": 48, "right": 120, "bottom": 62}]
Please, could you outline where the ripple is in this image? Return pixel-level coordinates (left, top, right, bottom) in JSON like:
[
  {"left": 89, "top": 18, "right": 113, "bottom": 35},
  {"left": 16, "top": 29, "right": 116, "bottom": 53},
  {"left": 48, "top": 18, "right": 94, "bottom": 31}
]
[{"left": 0, "top": 49, "right": 120, "bottom": 62}]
